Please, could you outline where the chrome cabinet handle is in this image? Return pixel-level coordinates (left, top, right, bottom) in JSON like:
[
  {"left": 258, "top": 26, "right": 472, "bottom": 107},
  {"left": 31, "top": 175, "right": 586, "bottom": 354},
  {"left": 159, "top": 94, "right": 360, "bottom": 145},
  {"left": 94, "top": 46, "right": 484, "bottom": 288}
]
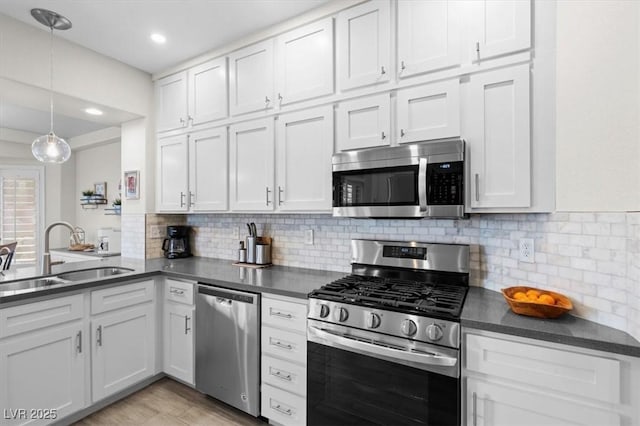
[
  {"left": 278, "top": 186, "right": 284, "bottom": 206},
  {"left": 270, "top": 309, "right": 292, "bottom": 319},
  {"left": 270, "top": 369, "right": 292, "bottom": 382},
  {"left": 188, "top": 115, "right": 193, "bottom": 123},
  {"left": 475, "top": 174, "right": 480, "bottom": 202},
  {"left": 266, "top": 187, "right": 272, "bottom": 206},
  {"left": 272, "top": 340, "right": 293, "bottom": 350},
  {"left": 179, "top": 117, "right": 186, "bottom": 126},
  {"left": 96, "top": 325, "right": 103, "bottom": 347},
  {"left": 272, "top": 404, "right": 292, "bottom": 416},
  {"left": 475, "top": 42, "right": 480, "bottom": 54},
  {"left": 76, "top": 330, "right": 82, "bottom": 354},
  {"left": 381, "top": 66, "right": 386, "bottom": 75},
  {"left": 265, "top": 96, "right": 271, "bottom": 105},
  {"left": 400, "top": 61, "right": 406, "bottom": 72},
  {"left": 170, "top": 288, "right": 185, "bottom": 295},
  {"left": 189, "top": 191, "right": 195, "bottom": 207},
  {"left": 278, "top": 93, "right": 283, "bottom": 103},
  {"left": 180, "top": 192, "right": 185, "bottom": 207},
  {"left": 381, "top": 131, "right": 386, "bottom": 140},
  {"left": 472, "top": 391, "right": 477, "bottom": 426},
  {"left": 400, "top": 129, "right": 405, "bottom": 137},
  {"left": 185, "top": 315, "right": 191, "bottom": 334}
]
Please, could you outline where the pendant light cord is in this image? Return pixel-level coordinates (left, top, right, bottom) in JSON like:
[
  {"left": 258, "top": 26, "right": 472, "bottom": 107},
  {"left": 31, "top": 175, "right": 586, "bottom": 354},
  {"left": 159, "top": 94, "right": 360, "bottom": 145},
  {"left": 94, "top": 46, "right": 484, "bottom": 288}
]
[{"left": 49, "top": 25, "right": 54, "bottom": 134}]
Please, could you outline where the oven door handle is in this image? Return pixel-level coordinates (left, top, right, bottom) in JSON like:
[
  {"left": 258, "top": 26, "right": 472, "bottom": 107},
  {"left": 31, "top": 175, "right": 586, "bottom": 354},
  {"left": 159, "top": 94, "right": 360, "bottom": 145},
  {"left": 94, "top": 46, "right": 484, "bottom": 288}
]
[
  {"left": 308, "top": 326, "right": 457, "bottom": 367},
  {"left": 418, "top": 158, "right": 428, "bottom": 212}
]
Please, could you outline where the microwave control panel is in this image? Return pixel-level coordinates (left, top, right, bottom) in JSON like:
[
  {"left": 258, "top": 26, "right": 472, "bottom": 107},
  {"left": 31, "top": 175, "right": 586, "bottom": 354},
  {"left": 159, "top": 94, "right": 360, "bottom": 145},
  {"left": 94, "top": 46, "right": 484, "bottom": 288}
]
[{"left": 427, "top": 161, "right": 464, "bottom": 205}]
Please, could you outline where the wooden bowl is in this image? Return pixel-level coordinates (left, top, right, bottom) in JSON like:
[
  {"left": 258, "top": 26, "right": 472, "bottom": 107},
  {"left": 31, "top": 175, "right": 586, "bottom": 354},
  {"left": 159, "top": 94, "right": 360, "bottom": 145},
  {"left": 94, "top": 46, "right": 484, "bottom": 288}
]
[{"left": 501, "top": 286, "right": 573, "bottom": 319}]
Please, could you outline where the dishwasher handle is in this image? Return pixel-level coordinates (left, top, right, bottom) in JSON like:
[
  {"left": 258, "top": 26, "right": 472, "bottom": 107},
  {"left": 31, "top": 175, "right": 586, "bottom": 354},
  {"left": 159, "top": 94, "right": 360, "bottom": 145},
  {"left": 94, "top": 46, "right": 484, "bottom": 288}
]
[{"left": 197, "top": 284, "right": 257, "bottom": 304}]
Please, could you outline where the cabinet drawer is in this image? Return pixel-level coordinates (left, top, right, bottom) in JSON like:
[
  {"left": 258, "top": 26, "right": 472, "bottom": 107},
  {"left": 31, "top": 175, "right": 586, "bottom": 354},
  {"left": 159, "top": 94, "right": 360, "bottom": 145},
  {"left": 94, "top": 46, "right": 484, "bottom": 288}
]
[
  {"left": 261, "top": 384, "right": 306, "bottom": 426},
  {"left": 164, "top": 279, "right": 194, "bottom": 305},
  {"left": 262, "top": 296, "right": 307, "bottom": 333},
  {"left": 466, "top": 334, "right": 621, "bottom": 404},
  {"left": 91, "top": 280, "right": 155, "bottom": 315},
  {"left": 261, "top": 354, "right": 306, "bottom": 397},
  {"left": 262, "top": 326, "right": 306, "bottom": 365},
  {"left": 0, "top": 294, "right": 83, "bottom": 338}
]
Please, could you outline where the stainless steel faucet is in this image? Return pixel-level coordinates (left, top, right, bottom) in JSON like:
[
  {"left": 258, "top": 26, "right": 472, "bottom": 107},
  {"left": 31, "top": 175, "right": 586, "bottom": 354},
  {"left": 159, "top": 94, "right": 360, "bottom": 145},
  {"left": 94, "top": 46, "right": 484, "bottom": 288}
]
[{"left": 42, "top": 221, "right": 80, "bottom": 275}]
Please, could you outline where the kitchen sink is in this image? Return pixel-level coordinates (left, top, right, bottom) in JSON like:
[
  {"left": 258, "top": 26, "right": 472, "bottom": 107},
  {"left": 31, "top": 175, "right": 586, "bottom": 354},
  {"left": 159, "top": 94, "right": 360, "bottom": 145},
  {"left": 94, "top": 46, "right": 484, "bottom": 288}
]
[
  {"left": 0, "top": 277, "right": 69, "bottom": 292},
  {"left": 55, "top": 267, "right": 135, "bottom": 282}
]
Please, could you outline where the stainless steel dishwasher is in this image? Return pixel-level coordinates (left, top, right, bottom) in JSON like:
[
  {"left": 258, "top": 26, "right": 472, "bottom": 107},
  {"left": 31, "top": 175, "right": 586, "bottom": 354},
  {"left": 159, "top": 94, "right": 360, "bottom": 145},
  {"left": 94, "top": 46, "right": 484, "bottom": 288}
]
[{"left": 195, "top": 284, "right": 260, "bottom": 417}]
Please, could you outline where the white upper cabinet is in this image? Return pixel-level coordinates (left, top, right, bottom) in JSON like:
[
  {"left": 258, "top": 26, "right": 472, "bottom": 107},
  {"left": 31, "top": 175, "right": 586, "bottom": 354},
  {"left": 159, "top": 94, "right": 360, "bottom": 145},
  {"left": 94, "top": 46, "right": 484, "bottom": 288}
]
[
  {"left": 276, "top": 18, "right": 334, "bottom": 106},
  {"left": 276, "top": 106, "right": 334, "bottom": 211},
  {"left": 337, "top": 1, "right": 391, "bottom": 91},
  {"left": 469, "top": 0, "right": 532, "bottom": 62},
  {"left": 397, "top": 0, "right": 461, "bottom": 78},
  {"left": 230, "top": 118, "right": 275, "bottom": 211},
  {"left": 397, "top": 79, "right": 460, "bottom": 143},
  {"left": 229, "top": 40, "right": 275, "bottom": 115},
  {"left": 189, "top": 127, "right": 228, "bottom": 211},
  {"left": 465, "top": 64, "right": 530, "bottom": 208},
  {"left": 156, "top": 71, "right": 188, "bottom": 132},
  {"left": 336, "top": 93, "right": 390, "bottom": 151},
  {"left": 157, "top": 135, "right": 189, "bottom": 212},
  {"left": 188, "top": 57, "right": 228, "bottom": 126}
]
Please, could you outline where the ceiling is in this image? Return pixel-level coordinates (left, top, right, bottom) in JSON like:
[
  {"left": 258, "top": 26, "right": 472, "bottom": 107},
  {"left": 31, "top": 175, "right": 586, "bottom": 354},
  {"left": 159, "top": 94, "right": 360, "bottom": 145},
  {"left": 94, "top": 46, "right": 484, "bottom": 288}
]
[{"left": 0, "top": 0, "right": 330, "bottom": 74}]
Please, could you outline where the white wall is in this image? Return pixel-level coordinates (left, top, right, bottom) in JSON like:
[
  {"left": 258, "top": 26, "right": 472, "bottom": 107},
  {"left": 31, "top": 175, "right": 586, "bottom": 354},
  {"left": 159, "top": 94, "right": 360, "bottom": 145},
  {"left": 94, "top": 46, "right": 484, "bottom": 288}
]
[
  {"left": 74, "top": 141, "right": 121, "bottom": 245},
  {"left": 556, "top": 1, "right": 640, "bottom": 211},
  {"left": 121, "top": 118, "right": 155, "bottom": 215}
]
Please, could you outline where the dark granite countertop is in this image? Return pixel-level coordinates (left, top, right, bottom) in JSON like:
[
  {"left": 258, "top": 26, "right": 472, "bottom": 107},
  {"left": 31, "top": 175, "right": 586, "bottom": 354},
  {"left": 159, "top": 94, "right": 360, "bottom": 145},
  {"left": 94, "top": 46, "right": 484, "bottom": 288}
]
[
  {"left": 0, "top": 256, "right": 346, "bottom": 305},
  {"left": 462, "top": 286, "right": 640, "bottom": 358}
]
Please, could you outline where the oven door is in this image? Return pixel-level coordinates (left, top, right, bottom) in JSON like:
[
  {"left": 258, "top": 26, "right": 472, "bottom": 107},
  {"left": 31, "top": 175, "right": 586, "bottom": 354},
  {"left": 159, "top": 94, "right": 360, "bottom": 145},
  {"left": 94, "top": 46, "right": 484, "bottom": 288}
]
[
  {"left": 307, "top": 320, "right": 460, "bottom": 426},
  {"left": 332, "top": 158, "right": 428, "bottom": 218}
]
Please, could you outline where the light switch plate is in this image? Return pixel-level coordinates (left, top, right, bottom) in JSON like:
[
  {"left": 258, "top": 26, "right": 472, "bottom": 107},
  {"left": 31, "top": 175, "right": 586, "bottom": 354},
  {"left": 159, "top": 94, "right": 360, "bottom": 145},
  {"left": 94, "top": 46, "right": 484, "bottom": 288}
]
[
  {"left": 305, "top": 229, "right": 314, "bottom": 245},
  {"left": 150, "top": 225, "right": 163, "bottom": 239},
  {"left": 519, "top": 238, "right": 535, "bottom": 263}
]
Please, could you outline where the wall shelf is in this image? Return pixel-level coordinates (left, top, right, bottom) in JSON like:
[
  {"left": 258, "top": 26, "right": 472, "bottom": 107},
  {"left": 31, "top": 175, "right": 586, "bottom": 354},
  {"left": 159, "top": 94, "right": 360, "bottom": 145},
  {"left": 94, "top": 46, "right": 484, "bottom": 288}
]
[
  {"left": 80, "top": 197, "right": 107, "bottom": 209},
  {"left": 105, "top": 207, "right": 121, "bottom": 216}
]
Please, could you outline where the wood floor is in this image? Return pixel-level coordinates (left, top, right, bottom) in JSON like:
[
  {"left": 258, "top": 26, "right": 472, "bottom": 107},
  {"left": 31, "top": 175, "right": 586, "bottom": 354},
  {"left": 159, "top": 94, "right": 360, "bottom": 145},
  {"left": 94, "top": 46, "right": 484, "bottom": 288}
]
[{"left": 73, "top": 378, "right": 265, "bottom": 425}]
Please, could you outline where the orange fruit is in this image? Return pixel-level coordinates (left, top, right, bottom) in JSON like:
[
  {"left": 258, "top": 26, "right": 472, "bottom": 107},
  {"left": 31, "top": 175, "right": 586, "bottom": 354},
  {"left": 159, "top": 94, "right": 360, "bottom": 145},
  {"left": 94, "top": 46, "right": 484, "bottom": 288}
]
[
  {"left": 526, "top": 289, "right": 541, "bottom": 299},
  {"left": 513, "top": 292, "right": 528, "bottom": 301},
  {"left": 538, "top": 294, "right": 556, "bottom": 305}
]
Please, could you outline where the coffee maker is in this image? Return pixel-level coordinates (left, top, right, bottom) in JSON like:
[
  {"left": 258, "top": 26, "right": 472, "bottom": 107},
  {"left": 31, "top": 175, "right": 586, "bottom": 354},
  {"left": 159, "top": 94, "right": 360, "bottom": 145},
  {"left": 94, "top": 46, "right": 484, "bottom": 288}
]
[{"left": 162, "top": 226, "right": 192, "bottom": 259}]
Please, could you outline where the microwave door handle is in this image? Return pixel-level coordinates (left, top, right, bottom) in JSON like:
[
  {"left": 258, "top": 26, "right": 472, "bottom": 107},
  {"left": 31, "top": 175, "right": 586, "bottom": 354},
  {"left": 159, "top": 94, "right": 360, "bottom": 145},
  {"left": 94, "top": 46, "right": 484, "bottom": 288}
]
[
  {"left": 418, "top": 158, "right": 428, "bottom": 212},
  {"left": 387, "top": 177, "right": 392, "bottom": 203}
]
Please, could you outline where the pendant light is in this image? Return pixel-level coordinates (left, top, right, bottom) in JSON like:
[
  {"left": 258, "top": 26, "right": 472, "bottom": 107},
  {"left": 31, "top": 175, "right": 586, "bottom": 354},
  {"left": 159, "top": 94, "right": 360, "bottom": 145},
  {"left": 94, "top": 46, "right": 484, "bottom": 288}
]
[{"left": 30, "top": 9, "right": 73, "bottom": 164}]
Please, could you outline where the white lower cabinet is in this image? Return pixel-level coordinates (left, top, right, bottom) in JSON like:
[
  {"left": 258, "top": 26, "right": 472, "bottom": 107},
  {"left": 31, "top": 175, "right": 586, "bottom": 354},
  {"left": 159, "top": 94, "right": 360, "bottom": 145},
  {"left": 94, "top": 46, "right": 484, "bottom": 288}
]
[
  {"left": 463, "top": 329, "right": 640, "bottom": 426},
  {"left": 261, "top": 294, "right": 308, "bottom": 426},
  {"left": 0, "top": 322, "right": 85, "bottom": 426},
  {"left": 163, "top": 279, "right": 195, "bottom": 385}
]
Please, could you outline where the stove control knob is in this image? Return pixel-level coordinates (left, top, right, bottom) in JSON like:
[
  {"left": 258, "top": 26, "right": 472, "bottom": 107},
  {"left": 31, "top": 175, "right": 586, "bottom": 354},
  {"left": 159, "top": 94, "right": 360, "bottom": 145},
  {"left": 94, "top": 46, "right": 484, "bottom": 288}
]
[
  {"left": 317, "top": 304, "right": 330, "bottom": 318},
  {"left": 334, "top": 307, "right": 349, "bottom": 322},
  {"left": 426, "top": 324, "right": 443, "bottom": 341},
  {"left": 400, "top": 319, "right": 417, "bottom": 336},
  {"left": 366, "top": 313, "right": 381, "bottom": 329}
]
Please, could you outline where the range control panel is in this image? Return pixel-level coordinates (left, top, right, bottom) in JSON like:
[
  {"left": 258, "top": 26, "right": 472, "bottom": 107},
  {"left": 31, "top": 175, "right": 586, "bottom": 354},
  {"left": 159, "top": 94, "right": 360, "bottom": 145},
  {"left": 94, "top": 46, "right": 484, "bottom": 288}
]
[{"left": 383, "top": 245, "right": 427, "bottom": 260}]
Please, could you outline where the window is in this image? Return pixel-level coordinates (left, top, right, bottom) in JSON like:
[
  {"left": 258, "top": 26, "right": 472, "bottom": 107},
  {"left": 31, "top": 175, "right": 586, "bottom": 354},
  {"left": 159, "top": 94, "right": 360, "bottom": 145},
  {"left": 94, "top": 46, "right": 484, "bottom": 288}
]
[{"left": 0, "top": 168, "right": 42, "bottom": 266}]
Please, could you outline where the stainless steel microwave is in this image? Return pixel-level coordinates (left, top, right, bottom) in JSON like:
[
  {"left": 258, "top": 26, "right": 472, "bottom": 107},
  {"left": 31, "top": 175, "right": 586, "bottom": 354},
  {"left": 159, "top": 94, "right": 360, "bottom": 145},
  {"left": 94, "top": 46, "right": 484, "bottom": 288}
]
[{"left": 332, "top": 139, "right": 466, "bottom": 219}]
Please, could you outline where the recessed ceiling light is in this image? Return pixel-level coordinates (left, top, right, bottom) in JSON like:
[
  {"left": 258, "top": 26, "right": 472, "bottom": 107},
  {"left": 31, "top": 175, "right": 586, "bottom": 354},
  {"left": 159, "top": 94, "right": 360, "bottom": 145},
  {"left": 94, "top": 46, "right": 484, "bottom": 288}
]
[
  {"left": 85, "top": 108, "right": 103, "bottom": 116},
  {"left": 150, "top": 33, "right": 166, "bottom": 44}
]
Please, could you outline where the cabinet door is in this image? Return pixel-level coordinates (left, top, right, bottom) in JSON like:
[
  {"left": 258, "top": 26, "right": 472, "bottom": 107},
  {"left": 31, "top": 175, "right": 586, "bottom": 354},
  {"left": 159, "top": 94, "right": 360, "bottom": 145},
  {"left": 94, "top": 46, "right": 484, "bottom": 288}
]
[
  {"left": 397, "top": 79, "right": 460, "bottom": 143},
  {"left": 276, "top": 106, "right": 333, "bottom": 211},
  {"left": 229, "top": 119, "right": 275, "bottom": 211},
  {"left": 188, "top": 127, "right": 228, "bottom": 211},
  {"left": 397, "top": 0, "right": 461, "bottom": 78},
  {"left": 466, "top": 64, "right": 530, "bottom": 208},
  {"left": 188, "top": 57, "right": 228, "bottom": 125},
  {"left": 0, "top": 322, "right": 85, "bottom": 425},
  {"left": 276, "top": 18, "right": 334, "bottom": 106},
  {"left": 92, "top": 303, "right": 155, "bottom": 402},
  {"left": 470, "top": 0, "right": 531, "bottom": 62},
  {"left": 229, "top": 40, "right": 274, "bottom": 115},
  {"left": 163, "top": 303, "right": 194, "bottom": 385},
  {"left": 337, "top": 0, "right": 390, "bottom": 90},
  {"left": 156, "top": 71, "right": 188, "bottom": 132},
  {"left": 336, "top": 93, "right": 390, "bottom": 151},
  {"left": 466, "top": 378, "right": 621, "bottom": 426},
  {"left": 157, "top": 135, "right": 189, "bottom": 212}
]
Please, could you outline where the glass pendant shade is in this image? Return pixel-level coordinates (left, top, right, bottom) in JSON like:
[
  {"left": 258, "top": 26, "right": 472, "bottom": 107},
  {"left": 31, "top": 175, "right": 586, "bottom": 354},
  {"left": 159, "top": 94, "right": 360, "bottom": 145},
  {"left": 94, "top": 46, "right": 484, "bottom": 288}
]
[{"left": 32, "top": 132, "right": 71, "bottom": 163}]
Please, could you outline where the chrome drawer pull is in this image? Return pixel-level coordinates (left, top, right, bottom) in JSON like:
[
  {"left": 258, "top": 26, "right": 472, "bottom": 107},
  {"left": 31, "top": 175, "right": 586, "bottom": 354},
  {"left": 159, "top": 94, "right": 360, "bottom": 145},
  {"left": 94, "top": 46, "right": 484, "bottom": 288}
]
[
  {"left": 270, "top": 369, "right": 292, "bottom": 382},
  {"left": 272, "top": 340, "right": 293, "bottom": 350},
  {"left": 170, "top": 288, "right": 185, "bottom": 295},
  {"left": 272, "top": 404, "right": 292, "bottom": 416},
  {"left": 472, "top": 391, "right": 477, "bottom": 426},
  {"left": 76, "top": 330, "right": 82, "bottom": 354},
  {"left": 270, "top": 309, "right": 293, "bottom": 319},
  {"left": 96, "top": 325, "right": 103, "bottom": 347},
  {"left": 185, "top": 315, "right": 191, "bottom": 334}
]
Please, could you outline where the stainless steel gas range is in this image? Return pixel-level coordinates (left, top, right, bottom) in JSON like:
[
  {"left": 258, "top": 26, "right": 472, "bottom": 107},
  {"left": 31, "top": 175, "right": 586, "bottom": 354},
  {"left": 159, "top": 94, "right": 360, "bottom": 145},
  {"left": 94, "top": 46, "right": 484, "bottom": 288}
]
[{"left": 307, "top": 239, "right": 470, "bottom": 426}]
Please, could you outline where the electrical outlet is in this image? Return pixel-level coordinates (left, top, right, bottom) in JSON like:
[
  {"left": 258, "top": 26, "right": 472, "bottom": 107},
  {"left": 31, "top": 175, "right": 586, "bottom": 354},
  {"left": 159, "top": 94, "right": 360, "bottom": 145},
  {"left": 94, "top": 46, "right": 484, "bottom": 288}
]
[
  {"left": 519, "top": 238, "right": 535, "bottom": 263},
  {"left": 305, "top": 229, "right": 314, "bottom": 245},
  {"left": 231, "top": 227, "right": 239, "bottom": 240},
  {"left": 150, "top": 225, "right": 163, "bottom": 239}
]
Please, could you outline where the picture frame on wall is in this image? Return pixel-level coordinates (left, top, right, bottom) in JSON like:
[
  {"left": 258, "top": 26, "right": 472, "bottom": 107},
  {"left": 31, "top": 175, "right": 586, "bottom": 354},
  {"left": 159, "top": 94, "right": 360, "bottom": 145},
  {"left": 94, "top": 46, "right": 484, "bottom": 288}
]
[
  {"left": 94, "top": 182, "right": 107, "bottom": 198},
  {"left": 124, "top": 170, "right": 140, "bottom": 200}
]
